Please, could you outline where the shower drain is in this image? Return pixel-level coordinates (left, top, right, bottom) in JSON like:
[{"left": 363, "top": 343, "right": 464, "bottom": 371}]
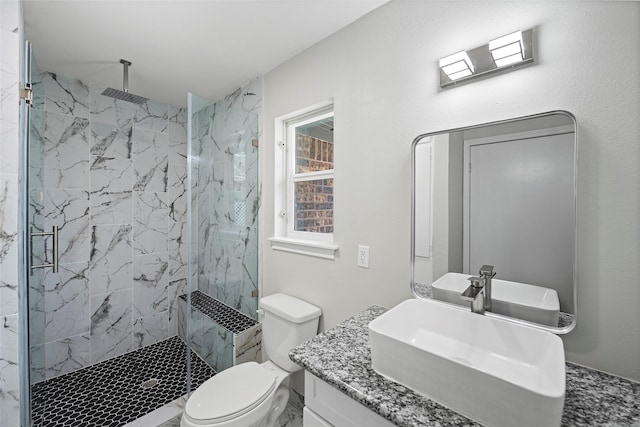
[{"left": 141, "top": 378, "right": 160, "bottom": 389}]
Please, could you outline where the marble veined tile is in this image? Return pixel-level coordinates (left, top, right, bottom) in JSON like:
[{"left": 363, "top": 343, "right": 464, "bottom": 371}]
[
  {"left": 36, "top": 112, "right": 90, "bottom": 190},
  {"left": 133, "top": 191, "right": 168, "bottom": 256},
  {"left": 169, "top": 105, "right": 187, "bottom": 143},
  {"left": 91, "top": 120, "right": 133, "bottom": 159},
  {"left": 29, "top": 188, "right": 91, "bottom": 265},
  {"left": 124, "top": 396, "right": 186, "bottom": 427},
  {"left": 133, "top": 311, "right": 168, "bottom": 349},
  {"left": 168, "top": 138, "right": 187, "bottom": 167},
  {"left": 176, "top": 295, "right": 187, "bottom": 342},
  {"left": 89, "top": 224, "right": 132, "bottom": 296},
  {"left": 134, "top": 100, "right": 168, "bottom": 132},
  {"left": 239, "top": 78, "right": 263, "bottom": 116},
  {"left": 28, "top": 269, "right": 46, "bottom": 347},
  {"left": 132, "top": 128, "right": 168, "bottom": 192},
  {"left": 1, "top": 119, "right": 19, "bottom": 175},
  {"left": 1, "top": 2, "right": 19, "bottom": 33},
  {"left": 168, "top": 220, "right": 186, "bottom": 282},
  {"left": 29, "top": 343, "right": 45, "bottom": 385},
  {"left": 89, "top": 82, "right": 137, "bottom": 127},
  {"left": 168, "top": 279, "right": 186, "bottom": 337},
  {"left": 43, "top": 262, "right": 90, "bottom": 343},
  {"left": 0, "top": 174, "right": 18, "bottom": 316},
  {"left": 1, "top": 69, "right": 19, "bottom": 124},
  {"left": 27, "top": 108, "right": 45, "bottom": 189},
  {"left": 168, "top": 164, "right": 187, "bottom": 224},
  {"left": 41, "top": 72, "right": 90, "bottom": 118},
  {"left": 202, "top": 318, "right": 232, "bottom": 372},
  {"left": 0, "top": 313, "right": 19, "bottom": 427},
  {"left": 279, "top": 404, "right": 303, "bottom": 427},
  {"left": 90, "top": 156, "right": 133, "bottom": 225},
  {"left": 1, "top": 30, "right": 19, "bottom": 75},
  {"left": 90, "top": 288, "right": 133, "bottom": 363},
  {"left": 42, "top": 333, "right": 90, "bottom": 380},
  {"left": 133, "top": 252, "right": 168, "bottom": 318},
  {"left": 234, "top": 323, "right": 262, "bottom": 365}
]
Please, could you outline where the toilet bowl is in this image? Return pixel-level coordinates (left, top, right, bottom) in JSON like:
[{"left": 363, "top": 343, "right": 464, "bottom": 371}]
[
  {"left": 180, "top": 361, "right": 289, "bottom": 427},
  {"left": 181, "top": 293, "right": 321, "bottom": 427}
]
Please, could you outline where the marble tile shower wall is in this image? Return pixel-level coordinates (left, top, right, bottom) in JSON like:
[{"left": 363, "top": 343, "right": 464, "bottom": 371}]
[
  {"left": 0, "top": 1, "right": 21, "bottom": 424},
  {"left": 27, "top": 71, "right": 188, "bottom": 382},
  {"left": 193, "top": 80, "right": 261, "bottom": 320}
]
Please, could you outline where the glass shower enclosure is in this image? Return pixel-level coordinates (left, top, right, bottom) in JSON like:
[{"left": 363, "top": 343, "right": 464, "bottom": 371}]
[
  {"left": 20, "top": 33, "right": 260, "bottom": 423},
  {"left": 186, "top": 91, "right": 260, "bottom": 372}
]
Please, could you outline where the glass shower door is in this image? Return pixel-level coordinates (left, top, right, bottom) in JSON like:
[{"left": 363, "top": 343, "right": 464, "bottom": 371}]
[
  {"left": 187, "top": 92, "right": 259, "bottom": 317},
  {"left": 187, "top": 90, "right": 259, "bottom": 378},
  {"left": 18, "top": 39, "right": 48, "bottom": 427}
]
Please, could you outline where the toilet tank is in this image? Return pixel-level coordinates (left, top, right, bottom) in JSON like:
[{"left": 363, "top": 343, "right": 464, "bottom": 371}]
[{"left": 259, "top": 293, "right": 321, "bottom": 372}]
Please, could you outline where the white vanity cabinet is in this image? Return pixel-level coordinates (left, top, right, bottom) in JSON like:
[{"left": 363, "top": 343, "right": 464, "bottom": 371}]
[{"left": 303, "top": 372, "right": 396, "bottom": 427}]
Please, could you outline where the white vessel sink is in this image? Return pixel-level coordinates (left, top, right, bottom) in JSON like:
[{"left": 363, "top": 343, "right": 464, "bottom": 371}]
[
  {"left": 432, "top": 272, "right": 560, "bottom": 326},
  {"left": 369, "top": 298, "right": 565, "bottom": 427}
]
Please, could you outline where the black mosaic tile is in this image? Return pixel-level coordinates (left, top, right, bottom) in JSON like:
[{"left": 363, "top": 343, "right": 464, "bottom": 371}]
[
  {"left": 31, "top": 336, "right": 215, "bottom": 427},
  {"left": 179, "top": 290, "right": 258, "bottom": 334}
]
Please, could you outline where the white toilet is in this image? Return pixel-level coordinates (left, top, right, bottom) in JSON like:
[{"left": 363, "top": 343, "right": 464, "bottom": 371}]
[{"left": 181, "top": 293, "right": 322, "bottom": 427}]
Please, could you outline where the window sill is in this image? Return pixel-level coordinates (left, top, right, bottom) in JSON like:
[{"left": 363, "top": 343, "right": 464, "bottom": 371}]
[{"left": 268, "top": 237, "right": 339, "bottom": 260}]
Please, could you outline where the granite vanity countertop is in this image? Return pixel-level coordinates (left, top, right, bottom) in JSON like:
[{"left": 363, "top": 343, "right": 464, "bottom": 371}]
[{"left": 289, "top": 305, "right": 640, "bottom": 427}]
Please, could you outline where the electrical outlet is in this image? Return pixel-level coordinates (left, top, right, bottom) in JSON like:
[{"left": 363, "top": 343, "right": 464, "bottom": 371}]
[{"left": 357, "top": 245, "right": 370, "bottom": 268}]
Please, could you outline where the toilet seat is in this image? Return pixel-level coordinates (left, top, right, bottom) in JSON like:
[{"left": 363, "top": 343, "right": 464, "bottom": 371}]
[{"left": 184, "top": 362, "right": 276, "bottom": 425}]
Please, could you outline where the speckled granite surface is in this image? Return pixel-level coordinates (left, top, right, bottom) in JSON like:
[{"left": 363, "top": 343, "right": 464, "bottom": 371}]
[{"left": 289, "top": 305, "right": 640, "bottom": 427}]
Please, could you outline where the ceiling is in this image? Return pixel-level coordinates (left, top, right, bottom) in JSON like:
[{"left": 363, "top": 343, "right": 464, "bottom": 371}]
[{"left": 24, "top": 0, "right": 388, "bottom": 107}]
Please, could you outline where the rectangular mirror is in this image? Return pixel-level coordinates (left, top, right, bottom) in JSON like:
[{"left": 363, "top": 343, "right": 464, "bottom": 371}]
[{"left": 411, "top": 111, "right": 577, "bottom": 333}]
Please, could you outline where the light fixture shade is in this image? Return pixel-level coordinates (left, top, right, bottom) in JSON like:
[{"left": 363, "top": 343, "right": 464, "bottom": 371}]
[
  {"left": 489, "top": 31, "right": 524, "bottom": 67},
  {"left": 439, "top": 28, "right": 534, "bottom": 88},
  {"left": 439, "top": 51, "right": 474, "bottom": 81}
]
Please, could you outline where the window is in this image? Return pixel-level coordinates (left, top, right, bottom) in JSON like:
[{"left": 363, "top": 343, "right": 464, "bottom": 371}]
[{"left": 270, "top": 102, "right": 338, "bottom": 259}]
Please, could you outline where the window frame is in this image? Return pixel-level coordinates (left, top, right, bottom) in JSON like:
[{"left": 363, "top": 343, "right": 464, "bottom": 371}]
[
  {"left": 270, "top": 101, "right": 338, "bottom": 259},
  {"left": 286, "top": 109, "right": 335, "bottom": 243}
]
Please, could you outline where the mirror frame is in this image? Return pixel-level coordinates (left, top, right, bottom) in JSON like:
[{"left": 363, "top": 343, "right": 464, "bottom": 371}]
[{"left": 410, "top": 110, "right": 577, "bottom": 334}]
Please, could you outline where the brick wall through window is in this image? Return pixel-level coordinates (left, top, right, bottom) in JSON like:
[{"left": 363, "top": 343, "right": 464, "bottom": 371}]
[{"left": 295, "top": 134, "right": 334, "bottom": 233}]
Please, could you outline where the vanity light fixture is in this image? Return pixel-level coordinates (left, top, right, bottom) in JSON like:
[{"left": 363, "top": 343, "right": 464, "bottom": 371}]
[
  {"left": 439, "top": 28, "right": 535, "bottom": 88},
  {"left": 489, "top": 31, "right": 524, "bottom": 67},
  {"left": 439, "top": 51, "right": 474, "bottom": 81}
]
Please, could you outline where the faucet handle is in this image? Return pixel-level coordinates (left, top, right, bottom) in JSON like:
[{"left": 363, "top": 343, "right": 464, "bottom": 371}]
[
  {"left": 467, "top": 276, "right": 484, "bottom": 288},
  {"left": 479, "top": 265, "right": 496, "bottom": 277}
]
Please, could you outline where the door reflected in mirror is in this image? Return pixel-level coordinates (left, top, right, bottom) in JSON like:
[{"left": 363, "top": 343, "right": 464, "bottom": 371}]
[{"left": 411, "top": 111, "right": 577, "bottom": 333}]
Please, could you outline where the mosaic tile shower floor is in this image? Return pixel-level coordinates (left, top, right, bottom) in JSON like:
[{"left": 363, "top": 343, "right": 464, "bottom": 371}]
[{"left": 31, "top": 336, "right": 215, "bottom": 427}]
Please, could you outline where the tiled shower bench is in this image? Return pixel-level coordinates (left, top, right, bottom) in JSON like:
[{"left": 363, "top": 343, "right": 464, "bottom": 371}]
[{"left": 177, "top": 290, "right": 262, "bottom": 372}]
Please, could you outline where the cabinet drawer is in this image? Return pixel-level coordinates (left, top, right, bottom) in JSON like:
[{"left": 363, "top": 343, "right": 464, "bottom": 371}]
[
  {"left": 303, "top": 407, "right": 333, "bottom": 427},
  {"left": 304, "top": 372, "right": 395, "bottom": 427}
]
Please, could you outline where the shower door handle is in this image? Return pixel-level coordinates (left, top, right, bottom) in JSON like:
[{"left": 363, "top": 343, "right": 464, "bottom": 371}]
[{"left": 30, "top": 226, "right": 59, "bottom": 273}]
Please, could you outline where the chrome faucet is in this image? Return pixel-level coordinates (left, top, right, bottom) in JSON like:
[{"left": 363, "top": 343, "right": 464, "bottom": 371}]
[
  {"left": 460, "top": 265, "right": 496, "bottom": 314},
  {"left": 461, "top": 276, "right": 486, "bottom": 314},
  {"left": 479, "top": 265, "right": 496, "bottom": 312}
]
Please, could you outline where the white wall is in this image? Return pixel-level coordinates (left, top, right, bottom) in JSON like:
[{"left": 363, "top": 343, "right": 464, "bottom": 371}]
[
  {"left": 431, "top": 133, "right": 449, "bottom": 281},
  {"left": 261, "top": 1, "right": 640, "bottom": 381}
]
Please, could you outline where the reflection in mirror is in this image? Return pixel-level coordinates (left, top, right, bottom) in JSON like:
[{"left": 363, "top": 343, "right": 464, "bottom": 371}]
[{"left": 411, "top": 111, "right": 576, "bottom": 333}]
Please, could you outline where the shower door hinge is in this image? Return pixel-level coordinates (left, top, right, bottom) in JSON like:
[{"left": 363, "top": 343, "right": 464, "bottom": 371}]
[
  {"left": 252, "top": 139, "right": 259, "bottom": 148},
  {"left": 20, "top": 84, "right": 33, "bottom": 105},
  {"left": 251, "top": 290, "right": 258, "bottom": 297}
]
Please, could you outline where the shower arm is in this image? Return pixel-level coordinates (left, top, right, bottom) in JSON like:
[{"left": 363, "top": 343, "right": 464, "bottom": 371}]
[{"left": 120, "top": 59, "right": 132, "bottom": 93}]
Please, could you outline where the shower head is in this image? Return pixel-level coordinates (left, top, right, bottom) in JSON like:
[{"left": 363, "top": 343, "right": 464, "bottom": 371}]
[{"left": 101, "top": 59, "right": 149, "bottom": 105}]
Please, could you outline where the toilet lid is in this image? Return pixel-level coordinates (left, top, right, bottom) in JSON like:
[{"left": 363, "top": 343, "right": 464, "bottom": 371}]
[{"left": 186, "top": 362, "right": 276, "bottom": 423}]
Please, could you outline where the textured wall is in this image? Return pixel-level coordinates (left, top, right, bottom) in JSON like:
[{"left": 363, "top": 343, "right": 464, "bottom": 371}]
[
  {"left": 27, "top": 71, "right": 188, "bottom": 382},
  {"left": 262, "top": 1, "right": 640, "bottom": 381}
]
